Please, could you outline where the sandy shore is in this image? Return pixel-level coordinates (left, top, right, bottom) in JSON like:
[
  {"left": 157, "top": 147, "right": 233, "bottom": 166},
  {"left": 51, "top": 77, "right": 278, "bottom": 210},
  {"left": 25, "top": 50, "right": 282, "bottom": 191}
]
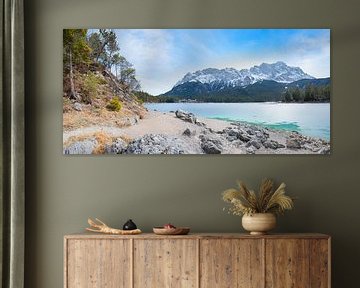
[
  {"left": 63, "top": 110, "right": 330, "bottom": 154},
  {"left": 64, "top": 111, "right": 234, "bottom": 141}
]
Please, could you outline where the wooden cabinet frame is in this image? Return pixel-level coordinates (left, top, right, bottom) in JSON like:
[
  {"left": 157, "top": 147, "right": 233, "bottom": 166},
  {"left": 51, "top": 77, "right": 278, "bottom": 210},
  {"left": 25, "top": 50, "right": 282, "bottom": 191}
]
[{"left": 64, "top": 233, "right": 330, "bottom": 288}]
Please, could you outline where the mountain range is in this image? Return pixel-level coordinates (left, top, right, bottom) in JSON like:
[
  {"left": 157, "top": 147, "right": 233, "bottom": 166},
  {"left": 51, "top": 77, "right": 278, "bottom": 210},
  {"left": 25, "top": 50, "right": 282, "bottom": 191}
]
[{"left": 161, "top": 62, "right": 329, "bottom": 102}]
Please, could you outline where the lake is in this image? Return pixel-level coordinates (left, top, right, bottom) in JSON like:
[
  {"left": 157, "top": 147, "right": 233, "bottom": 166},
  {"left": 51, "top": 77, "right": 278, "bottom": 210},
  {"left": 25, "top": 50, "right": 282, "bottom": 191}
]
[{"left": 145, "top": 102, "right": 330, "bottom": 140}]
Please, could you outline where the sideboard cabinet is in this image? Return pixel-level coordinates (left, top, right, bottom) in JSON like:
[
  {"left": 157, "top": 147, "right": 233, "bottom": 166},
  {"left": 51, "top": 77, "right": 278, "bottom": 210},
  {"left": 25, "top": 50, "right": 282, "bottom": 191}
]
[{"left": 64, "top": 233, "right": 330, "bottom": 288}]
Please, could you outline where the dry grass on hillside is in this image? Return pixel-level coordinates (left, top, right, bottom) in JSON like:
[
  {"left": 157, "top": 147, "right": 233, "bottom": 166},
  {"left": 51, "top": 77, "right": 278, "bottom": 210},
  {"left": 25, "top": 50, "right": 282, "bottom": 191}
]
[
  {"left": 63, "top": 70, "right": 147, "bottom": 131},
  {"left": 63, "top": 97, "right": 146, "bottom": 131}
]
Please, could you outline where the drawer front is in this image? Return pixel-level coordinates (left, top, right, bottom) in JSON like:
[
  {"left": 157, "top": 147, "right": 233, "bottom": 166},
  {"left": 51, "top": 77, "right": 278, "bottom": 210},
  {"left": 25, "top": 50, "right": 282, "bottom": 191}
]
[
  {"left": 200, "top": 239, "right": 264, "bottom": 288},
  {"left": 133, "top": 239, "right": 198, "bottom": 288},
  {"left": 65, "top": 239, "right": 131, "bottom": 288}
]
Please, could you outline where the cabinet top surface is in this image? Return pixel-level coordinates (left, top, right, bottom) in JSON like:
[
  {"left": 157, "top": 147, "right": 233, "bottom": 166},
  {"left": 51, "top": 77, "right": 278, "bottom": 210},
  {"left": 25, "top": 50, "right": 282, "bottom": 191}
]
[{"left": 64, "top": 232, "right": 330, "bottom": 240}]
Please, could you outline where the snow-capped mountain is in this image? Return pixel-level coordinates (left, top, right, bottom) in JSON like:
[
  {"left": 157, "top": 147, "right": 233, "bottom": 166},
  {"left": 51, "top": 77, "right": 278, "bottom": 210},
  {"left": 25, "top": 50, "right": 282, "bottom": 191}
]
[{"left": 174, "top": 61, "right": 314, "bottom": 89}]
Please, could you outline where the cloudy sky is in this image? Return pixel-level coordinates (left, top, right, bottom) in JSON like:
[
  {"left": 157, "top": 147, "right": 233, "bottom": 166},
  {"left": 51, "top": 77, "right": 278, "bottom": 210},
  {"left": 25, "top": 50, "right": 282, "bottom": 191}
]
[{"left": 114, "top": 29, "right": 330, "bottom": 95}]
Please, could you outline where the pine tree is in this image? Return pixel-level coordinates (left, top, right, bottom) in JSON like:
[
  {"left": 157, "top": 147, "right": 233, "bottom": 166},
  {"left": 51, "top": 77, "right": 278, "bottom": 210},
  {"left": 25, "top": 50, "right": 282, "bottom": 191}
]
[
  {"left": 304, "top": 85, "right": 314, "bottom": 101},
  {"left": 63, "top": 29, "right": 91, "bottom": 100},
  {"left": 111, "top": 53, "right": 125, "bottom": 78},
  {"left": 292, "top": 87, "right": 302, "bottom": 102},
  {"left": 284, "top": 89, "right": 293, "bottom": 102}
]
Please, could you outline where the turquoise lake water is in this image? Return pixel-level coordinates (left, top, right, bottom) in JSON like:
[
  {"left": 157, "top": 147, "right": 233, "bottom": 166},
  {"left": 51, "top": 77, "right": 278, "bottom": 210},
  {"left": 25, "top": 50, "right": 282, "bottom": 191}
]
[{"left": 145, "top": 102, "right": 330, "bottom": 140}]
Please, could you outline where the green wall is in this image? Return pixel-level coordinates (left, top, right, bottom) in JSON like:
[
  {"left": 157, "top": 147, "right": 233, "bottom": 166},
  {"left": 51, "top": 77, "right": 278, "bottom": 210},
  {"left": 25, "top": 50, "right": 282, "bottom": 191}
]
[{"left": 25, "top": 0, "right": 360, "bottom": 287}]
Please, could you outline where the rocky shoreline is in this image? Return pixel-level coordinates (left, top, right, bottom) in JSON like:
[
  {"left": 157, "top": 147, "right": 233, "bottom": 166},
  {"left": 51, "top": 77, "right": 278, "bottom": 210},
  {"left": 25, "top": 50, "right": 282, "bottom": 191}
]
[{"left": 63, "top": 109, "right": 330, "bottom": 155}]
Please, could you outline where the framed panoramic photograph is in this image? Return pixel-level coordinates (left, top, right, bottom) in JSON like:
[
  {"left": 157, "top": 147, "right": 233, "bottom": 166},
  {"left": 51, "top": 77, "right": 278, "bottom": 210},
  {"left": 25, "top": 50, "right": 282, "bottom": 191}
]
[{"left": 63, "top": 29, "right": 330, "bottom": 155}]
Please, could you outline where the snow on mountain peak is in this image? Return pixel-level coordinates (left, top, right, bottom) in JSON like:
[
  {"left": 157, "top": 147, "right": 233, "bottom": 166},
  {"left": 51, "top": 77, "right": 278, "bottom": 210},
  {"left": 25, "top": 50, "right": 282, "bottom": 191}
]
[{"left": 174, "top": 62, "right": 314, "bottom": 88}]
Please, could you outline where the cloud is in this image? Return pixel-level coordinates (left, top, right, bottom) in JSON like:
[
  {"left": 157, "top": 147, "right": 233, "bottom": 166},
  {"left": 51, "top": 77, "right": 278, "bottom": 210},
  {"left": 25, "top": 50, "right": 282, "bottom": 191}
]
[
  {"left": 117, "top": 29, "right": 224, "bottom": 95},
  {"left": 116, "top": 30, "right": 176, "bottom": 94},
  {"left": 282, "top": 30, "right": 330, "bottom": 77},
  {"left": 224, "top": 30, "right": 330, "bottom": 77},
  {"left": 115, "top": 29, "right": 330, "bottom": 95}
]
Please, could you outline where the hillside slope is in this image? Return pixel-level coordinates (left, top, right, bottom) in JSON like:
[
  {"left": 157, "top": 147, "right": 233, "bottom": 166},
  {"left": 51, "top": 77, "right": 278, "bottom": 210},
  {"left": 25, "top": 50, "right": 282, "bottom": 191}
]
[{"left": 63, "top": 65, "right": 146, "bottom": 131}]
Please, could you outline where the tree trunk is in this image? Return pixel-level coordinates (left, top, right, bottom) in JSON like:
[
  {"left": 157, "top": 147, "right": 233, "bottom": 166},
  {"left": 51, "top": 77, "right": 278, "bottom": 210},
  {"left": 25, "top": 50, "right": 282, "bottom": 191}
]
[
  {"left": 95, "top": 41, "right": 108, "bottom": 63},
  {"left": 69, "top": 49, "right": 78, "bottom": 100}
]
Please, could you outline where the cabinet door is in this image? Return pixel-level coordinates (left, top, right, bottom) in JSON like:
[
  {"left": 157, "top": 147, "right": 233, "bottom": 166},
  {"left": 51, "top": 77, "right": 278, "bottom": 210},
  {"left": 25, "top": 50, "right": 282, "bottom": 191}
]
[
  {"left": 309, "top": 239, "right": 330, "bottom": 288},
  {"left": 134, "top": 239, "right": 198, "bottom": 288},
  {"left": 66, "top": 239, "right": 131, "bottom": 288},
  {"left": 200, "top": 239, "right": 264, "bottom": 288},
  {"left": 266, "top": 239, "right": 310, "bottom": 288}
]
